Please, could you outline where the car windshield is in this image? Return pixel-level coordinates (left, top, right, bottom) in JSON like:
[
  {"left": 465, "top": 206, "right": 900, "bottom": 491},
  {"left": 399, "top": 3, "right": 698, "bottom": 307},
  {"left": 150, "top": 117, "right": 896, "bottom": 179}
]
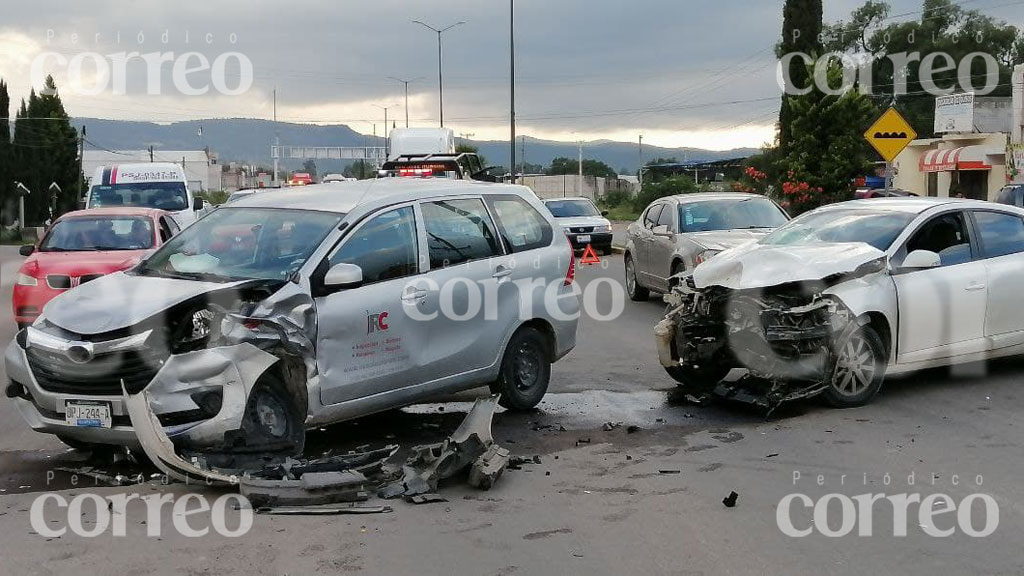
[
  {"left": 39, "top": 217, "right": 155, "bottom": 251},
  {"left": 678, "top": 197, "right": 789, "bottom": 232},
  {"left": 136, "top": 207, "right": 342, "bottom": 282},
  {"left": 89, "top": 182, "right": 189, "bottom": 211},
  {"left": 545, "top": 200, "right": 600, "bottom": 218},
  {"left": 996, "top": 186, "right": 1021, "bottom": 205},
  {"left": 760, "top": 209, "right": 915, "bottom": 251}
]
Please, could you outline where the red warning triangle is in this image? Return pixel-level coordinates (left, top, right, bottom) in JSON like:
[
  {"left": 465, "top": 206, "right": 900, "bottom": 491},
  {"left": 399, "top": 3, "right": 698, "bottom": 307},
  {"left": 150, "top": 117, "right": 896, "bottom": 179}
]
[{"left": 580, "top": 244, "right": 601, "bottom": 265}]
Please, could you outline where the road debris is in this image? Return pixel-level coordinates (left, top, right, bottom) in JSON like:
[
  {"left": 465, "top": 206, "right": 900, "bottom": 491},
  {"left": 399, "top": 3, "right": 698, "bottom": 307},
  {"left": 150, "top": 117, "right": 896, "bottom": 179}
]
[
  {"left": 405, "top": 493, "right": 448, "bottom": 505},
  {"left": 379, "top": 395, "right": 511, "bottom": 499},
  {"left": 241, "top": 471, "right": 370, "bottom": 508},
  {"left": 723, "top": 491, "right": 739, "bottom": 508},
  {"left": 255, "top": 504, "right": 393, "bottom": 516}
]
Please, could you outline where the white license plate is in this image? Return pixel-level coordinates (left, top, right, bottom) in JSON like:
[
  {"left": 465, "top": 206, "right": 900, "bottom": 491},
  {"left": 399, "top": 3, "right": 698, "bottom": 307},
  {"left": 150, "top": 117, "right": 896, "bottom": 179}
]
[
  {"left": 65, "top": 401, "right": 112, "bottom": 428},
  {"left": 577, "top": 235, "right": 591, "bottom": 243}
]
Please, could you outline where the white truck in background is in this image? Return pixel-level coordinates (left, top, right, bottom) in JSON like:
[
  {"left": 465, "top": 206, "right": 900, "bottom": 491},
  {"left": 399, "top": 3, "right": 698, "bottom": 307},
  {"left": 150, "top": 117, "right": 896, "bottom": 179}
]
[
  {"left": 84, "top": 163, "right": 209, "bottom": 227},
  {"left": 388, "top": 127, "right": 455, "bottom": 160}
]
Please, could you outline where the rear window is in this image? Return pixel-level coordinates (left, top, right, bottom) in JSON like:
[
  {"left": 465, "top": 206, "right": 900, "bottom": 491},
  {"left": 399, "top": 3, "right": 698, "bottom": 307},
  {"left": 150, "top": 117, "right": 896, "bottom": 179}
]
[
  {"left": 488, "top": 196, "right": 554, "bottom": 253},
  {"left": 996, "top": 186, "right": 1022, "bottom": 207}
]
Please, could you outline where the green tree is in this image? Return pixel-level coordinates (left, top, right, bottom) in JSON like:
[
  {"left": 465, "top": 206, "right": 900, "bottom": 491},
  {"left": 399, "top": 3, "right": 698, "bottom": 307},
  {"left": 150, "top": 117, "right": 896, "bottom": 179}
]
[
  {"left": 632, "top": 175, "right": 697, "bottom": 212},
  {"left": 0, "top": 80, "right": 11, "bottom": 224},
  {"left": 826, "top": 0, "right": 1024, "bottom": 136},
  {"left": 546, "top": 157, "right": 617, "bottom": 179},
  {"left": 778, "top": 62, "right": 878, "bottom": 212},
  {"left": 777, "top": 0, "right": 824, "bottom": 150},
  {"left": 12, "top": 77, "right": 81, "bottom": 224}
]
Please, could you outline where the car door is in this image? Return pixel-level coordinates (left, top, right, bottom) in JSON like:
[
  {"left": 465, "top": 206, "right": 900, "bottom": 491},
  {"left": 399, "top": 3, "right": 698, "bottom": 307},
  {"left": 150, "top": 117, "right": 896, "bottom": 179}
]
[
  {"left": 635, "top": 203, "right": 663, "bottom": 284},
  {"left": 648, "top": 202, "right": 678, "bottom": 291},
  {"left": 315, "top": 205, "right": 430, "bottom": 406},
  {"left": 969, "top": 209, "right": 1024, "bottom": 347},
  {"left": 892, "top": 210, "right": 989, "bottom": 364},
  {"left": 414, "top": 197, "right": 511, "bottom": 383}
]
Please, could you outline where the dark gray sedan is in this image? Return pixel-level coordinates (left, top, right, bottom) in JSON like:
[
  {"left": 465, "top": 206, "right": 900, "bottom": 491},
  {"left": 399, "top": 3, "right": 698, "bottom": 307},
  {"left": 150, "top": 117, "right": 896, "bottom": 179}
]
[{"left": 623, "top": 193, "right": 790, "bottom": 300}]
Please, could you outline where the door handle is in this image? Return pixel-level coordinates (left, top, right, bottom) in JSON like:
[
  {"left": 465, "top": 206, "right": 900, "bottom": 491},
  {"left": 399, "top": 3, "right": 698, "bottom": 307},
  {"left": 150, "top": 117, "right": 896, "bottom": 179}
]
[
  {"left": 401, "top": 289, "right": 427, "bottom": 302},
  {"left": 965, "top": 283, "right": 986, "bottom": 292},
  {"left": 492, "top": 266, "right": 513, "bottom": 279}
]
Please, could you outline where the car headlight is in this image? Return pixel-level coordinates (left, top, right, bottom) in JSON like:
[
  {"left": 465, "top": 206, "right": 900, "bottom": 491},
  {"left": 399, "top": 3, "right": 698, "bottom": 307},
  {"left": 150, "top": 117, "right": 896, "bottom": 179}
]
[
  {"left": 178, "top": 308, "right": 216, "bottom": 347},
  {"left": 16, "top": 273, "right": 38, "bottom": 287},
  {"left": 695, "top": 250, "right": 721, "bottom": 265},
  {"left": 592, "top": 225, "right": 611, "bottom": 233}
]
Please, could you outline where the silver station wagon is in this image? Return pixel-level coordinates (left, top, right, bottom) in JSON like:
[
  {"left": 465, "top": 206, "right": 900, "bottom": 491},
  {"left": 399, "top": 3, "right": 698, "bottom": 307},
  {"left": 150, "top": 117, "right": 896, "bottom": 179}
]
[{"left": 4, "top": 180, "right": 580, "bottom": 455}]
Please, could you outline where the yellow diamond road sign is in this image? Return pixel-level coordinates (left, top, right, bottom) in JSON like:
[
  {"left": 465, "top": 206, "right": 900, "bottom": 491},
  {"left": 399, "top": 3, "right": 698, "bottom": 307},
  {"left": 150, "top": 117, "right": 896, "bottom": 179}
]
[{"left": 865, "top": 107, "right": 918, "bottom": 162}]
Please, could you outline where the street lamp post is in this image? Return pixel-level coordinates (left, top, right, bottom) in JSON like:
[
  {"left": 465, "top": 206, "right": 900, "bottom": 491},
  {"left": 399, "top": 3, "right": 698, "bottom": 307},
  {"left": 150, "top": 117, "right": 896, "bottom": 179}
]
[
  {"left": 388, "top": 77, "right": 423, "bottom": 128},
  {"left": 374, "top": 104, "right": 397, "bottom": 158},
  {"left": 412, "top": 20, "right": 464, "bottom": 128},
  {"left": 510, "top": 0, "right": 516, "bottom": 184}
]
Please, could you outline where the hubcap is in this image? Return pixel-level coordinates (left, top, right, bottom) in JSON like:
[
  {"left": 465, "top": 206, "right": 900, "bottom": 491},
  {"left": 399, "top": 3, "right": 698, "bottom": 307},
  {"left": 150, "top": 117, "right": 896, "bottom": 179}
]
[
  {"left": 625, "top": 258, "right": 636, "bottom": 294},
  {"left": 513, "top": 343, "right": 541, "bottom": 391},
  {"left": 833, "top": 334, "right": 876, "bottom": 397}
]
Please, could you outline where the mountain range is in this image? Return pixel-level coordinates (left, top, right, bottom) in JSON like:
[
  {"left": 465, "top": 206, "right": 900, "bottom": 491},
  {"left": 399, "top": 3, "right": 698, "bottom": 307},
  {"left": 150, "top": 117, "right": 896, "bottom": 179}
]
[{"left": 71, "top": 117, "right": 759, "bottom": 174}]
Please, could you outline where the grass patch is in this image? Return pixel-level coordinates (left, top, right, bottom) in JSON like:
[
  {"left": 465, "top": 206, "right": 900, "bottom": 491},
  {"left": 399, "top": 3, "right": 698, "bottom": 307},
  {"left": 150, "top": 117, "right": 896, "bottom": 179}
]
[{"left": 600, "top": 203, "right": 640, "bottom": 222}]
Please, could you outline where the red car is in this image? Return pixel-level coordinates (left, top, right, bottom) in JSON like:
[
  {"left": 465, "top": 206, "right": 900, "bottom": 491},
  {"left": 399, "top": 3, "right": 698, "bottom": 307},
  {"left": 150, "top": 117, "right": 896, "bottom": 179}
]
[{"left": 13, "top": 207, "right": 179, "bottom": 329}]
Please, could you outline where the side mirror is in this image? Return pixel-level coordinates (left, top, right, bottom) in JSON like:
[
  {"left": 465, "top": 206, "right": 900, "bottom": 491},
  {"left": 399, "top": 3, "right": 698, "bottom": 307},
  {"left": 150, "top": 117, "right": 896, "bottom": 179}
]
[
  {"left": 900, "top": 250, "right": 941, "bottom": 270},
  {"left": 652, "top": 225, "right": 673, "bottom": 237},
  {"left": 324, "top": 262, "right": 363, "bottom": 289},
  {"left": 601, "top": 210, "right": 610, "bottom": 217},
  {"left": 193, "top": 198, "right": 205, "bottom": 211},
  {"left": 19, "top": 245, "right": 35, "bottom": 257}
]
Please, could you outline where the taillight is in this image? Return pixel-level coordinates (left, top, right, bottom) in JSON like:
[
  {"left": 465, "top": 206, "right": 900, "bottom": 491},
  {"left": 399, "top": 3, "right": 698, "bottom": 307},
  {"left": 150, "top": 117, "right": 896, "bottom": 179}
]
[{"left": 564, "top": 249, "right": 576, "bottom": 286}]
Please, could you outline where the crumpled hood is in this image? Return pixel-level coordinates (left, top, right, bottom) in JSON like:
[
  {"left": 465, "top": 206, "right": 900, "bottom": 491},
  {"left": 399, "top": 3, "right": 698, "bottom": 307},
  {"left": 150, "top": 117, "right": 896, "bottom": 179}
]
[
  {"left": 687, "top": 229, "right": 770, "bottom": 252},
  {"left": 43, "top": 272, "right": 245, "bottom": 335},
  {"left": 553, "top": 216, "right": 611, "bottom": 229},
  {"left": 691, "top": 242, "right": 886, "bottom": 291}
]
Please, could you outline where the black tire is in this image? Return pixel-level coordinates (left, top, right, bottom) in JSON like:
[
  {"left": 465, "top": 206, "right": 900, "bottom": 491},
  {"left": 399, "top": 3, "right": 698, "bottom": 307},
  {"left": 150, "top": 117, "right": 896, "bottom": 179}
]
[
  {"left": 823, "top": 325, "right": 887, "bottom": 408},
  {"left": 625, "top": 253, "right": 649, "bottom": 301},
  {"left": 601, "top": 245, "right": 614, "bottom": 256},
  {"left": 492, "top": 327, "right": 551, "bottom": 411},
  {"left": 665, "top": 364, "right": 731, "bottom": 391},
  {"left": 240, "top": 373, "right": 306, "bottom": 453}
]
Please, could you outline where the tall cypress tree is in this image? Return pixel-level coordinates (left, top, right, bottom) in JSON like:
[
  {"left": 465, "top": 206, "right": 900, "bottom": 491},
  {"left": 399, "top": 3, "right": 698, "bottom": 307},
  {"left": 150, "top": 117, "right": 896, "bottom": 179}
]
[
  {"left": 12, "top": 77, "right": 80, "bottom": 224},
  {"left": 777, "top": 0, "right": 824, "bottom": 151},
  {"left": 0, "top": 80, "right": 11, "bottom": 225}
]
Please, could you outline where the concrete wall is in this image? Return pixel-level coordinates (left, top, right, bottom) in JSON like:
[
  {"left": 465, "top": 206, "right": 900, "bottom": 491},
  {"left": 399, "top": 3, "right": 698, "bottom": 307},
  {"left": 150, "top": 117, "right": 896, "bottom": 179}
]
[
  {"left": 519, "top": 175, "right": 633, "bottom": 200},
  {"left": 974, "top": 97, "right": 1013, "bottom": 134}
]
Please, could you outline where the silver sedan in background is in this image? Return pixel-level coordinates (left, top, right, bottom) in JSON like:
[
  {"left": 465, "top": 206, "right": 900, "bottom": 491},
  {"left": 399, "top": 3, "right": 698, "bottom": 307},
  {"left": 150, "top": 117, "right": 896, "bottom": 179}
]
[{"left": 624, "top": 193, "right": 790, "bottom": 300}]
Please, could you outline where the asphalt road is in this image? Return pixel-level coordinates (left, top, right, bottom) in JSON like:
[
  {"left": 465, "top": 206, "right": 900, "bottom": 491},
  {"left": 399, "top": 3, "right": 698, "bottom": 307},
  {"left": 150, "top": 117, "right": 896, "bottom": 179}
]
[{"left": 1, "top": 246, "right": 1024, "bottom": 575}]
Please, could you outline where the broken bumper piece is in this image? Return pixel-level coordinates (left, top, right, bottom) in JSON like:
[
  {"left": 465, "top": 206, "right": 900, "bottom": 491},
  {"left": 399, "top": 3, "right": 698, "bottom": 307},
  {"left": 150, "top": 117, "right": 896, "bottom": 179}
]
[{"left": 379, "top": 395, "right": 512, "bottom": 498}]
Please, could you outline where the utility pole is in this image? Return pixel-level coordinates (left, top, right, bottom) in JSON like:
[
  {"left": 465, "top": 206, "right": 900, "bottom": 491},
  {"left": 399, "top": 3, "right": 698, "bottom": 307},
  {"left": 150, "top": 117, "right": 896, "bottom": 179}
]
[
  {"left": 577, "top": 139, "right": 583, "bottom": 195},
  {"left": 149, "top": 145, "right": 154, "bottom": 162},
  {"left": 509, "top": 0, "right": 516, "bottom": 184},
  {"left": 638, "top": 134, "right": 643, "bottom": 193},
  {"left": 413, "top": 20, "right": 465, "bottom": 127},
  {"left": 272, "top": 88, "right": 279, "bottom": 187},
  {"left": 389, "top": 77, "right": 422, "bottom": 128},
  {"left": 77, "top": 125, "right": 85, "bottom": 203}
]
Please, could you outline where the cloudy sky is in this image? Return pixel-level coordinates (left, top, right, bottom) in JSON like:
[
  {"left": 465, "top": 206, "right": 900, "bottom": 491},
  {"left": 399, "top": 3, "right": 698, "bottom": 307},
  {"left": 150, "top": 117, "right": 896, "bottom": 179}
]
[{"left": 0, "top": 0, "right": 1020, "bottom": 150}]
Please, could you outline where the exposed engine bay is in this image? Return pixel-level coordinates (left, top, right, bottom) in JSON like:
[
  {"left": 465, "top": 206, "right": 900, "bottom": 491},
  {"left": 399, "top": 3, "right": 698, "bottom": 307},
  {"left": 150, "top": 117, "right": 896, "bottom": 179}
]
[{"left": 655, "top": 274, "right": 866, "bottom": 411}]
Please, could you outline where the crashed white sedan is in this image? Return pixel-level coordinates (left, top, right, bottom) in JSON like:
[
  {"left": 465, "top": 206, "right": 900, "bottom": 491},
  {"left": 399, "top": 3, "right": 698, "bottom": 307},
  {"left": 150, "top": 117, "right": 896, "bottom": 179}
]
[{"left": 656, "top": 197, "right": 1024, "bottom": 409}]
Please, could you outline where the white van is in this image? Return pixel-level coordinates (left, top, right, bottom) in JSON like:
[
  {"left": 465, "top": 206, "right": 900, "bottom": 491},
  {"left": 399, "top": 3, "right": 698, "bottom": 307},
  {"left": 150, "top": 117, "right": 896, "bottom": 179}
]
[
  {"left": 388, "top": 127, "right": 455, "bottom": 160},
  {"left": 85, "top": 163, "right": 207, "bottom": 227}
]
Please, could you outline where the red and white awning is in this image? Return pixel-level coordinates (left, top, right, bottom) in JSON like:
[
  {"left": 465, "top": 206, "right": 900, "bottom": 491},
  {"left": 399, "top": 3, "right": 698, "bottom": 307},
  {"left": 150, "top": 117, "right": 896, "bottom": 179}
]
[{"left": 919, "top": 146, "right": 994, "bottom": 172}]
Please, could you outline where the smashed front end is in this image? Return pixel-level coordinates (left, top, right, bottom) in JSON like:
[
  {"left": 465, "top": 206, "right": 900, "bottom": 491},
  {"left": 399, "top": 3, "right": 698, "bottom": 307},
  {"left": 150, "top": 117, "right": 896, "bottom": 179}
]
[
  {"left": 655, "top": 245, "right": 887, "bottom": 410},
  {"left": 5, "top": 275, "right": 319, "bottom": 463}
]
